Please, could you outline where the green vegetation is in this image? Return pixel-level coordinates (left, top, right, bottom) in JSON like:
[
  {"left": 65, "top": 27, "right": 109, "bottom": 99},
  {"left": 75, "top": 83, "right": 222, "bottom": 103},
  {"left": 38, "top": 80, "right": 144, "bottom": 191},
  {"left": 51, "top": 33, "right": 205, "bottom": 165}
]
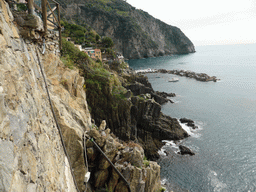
[
  {"left": 84, "top": 0, "right": 131, "bottom": 17},
  {"left": 61, "top": 38, "right": 91, "bottom": 69},
  {"left": 158, "top": 187, "right": 166, "bottom": 192},
  {"left": 60, "top": 20, "right": 131, "bottom": 135},
  {"left": 60, "top": 20, "right": 119, "bottom": 63},
  {"left": 61, "top": 37, "right": 127, "bottom": 123},
  {"left": 61, "top": 20, "right": 109, "bottom": 47},
  {"left": 61, "top": 21, "right": 117, "bottom": 59},
  {"left": 17, "top": 3, "right": 27, "bottom": 11},
  {"left": 61, "top": 20, "right": 88, "bottom": 44},
  {"left": 143, "top": 156, "right": 150, "bottom": 167},
  {"left": 102, "top": 37, "right": 114, "bottom": 48}
]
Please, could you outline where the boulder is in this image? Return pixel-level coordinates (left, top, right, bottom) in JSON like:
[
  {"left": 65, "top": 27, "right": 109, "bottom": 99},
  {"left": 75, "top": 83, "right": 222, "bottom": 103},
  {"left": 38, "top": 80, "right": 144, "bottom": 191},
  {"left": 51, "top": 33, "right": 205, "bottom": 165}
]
[
  {"left": 180, "top": 118, "right": 198, "bottom": 129},
  {"left": 186, "top": 122, "right": 198, "bottom": 129},
  {"left": 23, "top": 14, "right": 43, "bottom": 31},
  {"left": 99, "top": 120, "right": 106, "bottom": 131},
  {"left": 121, "top": 145, "right": 144, "bottom": 167},
  {"left": 178, "top": 145, "right": 195, "bottom": 156},
  {"left": 88, "top": 128, "right": 106, "bottom": 147},
  {"left": 180, "top": 118, "right": 194, "bottom": 124},
  {"left": 98, "top": 136, "right": 118, "bottom": 169}
]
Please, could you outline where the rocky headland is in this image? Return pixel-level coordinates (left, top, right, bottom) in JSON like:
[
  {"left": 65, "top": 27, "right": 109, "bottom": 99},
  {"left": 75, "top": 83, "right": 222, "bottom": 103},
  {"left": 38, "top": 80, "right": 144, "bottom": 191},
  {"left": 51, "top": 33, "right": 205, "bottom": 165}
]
[{"left": 60, "top": 0, "right": 195, "bottom": 59}]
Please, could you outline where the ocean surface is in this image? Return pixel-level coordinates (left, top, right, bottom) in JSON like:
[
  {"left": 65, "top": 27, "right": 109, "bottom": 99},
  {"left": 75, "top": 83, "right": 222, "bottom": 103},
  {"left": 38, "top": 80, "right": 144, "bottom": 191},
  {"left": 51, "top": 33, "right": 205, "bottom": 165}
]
[{"left": 128, "top": 44, "right": 256, "bottom": 192}]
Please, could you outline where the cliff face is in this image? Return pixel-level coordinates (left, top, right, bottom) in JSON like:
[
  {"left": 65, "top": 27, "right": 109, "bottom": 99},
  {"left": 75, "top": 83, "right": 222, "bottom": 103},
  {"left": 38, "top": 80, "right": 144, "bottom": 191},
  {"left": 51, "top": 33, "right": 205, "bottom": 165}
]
[
  {"left": 0, "top": 1, "right": 162, "bottom": 191},
  {"left": 61, "top": 0, "right": 195, "bottom": 59},
  {"left": 84, "top": 63, "right": 189, "bottom": 160},
  {"left": 0, "top": 1, "right": 92, "bottom": 191}
]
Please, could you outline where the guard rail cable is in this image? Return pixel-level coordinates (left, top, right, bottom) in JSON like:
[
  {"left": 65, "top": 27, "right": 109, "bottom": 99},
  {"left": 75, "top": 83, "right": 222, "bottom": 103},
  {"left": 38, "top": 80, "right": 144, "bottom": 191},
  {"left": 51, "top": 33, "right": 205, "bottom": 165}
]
[
  {"left": 35, "top": 48, "right": 81, "bottom": 192},
  {"left": 86, "top": 136, "right": 132, "bottom": 192},
  {"left": 83, "top": 133, "right": 89, "bottom": 192}
]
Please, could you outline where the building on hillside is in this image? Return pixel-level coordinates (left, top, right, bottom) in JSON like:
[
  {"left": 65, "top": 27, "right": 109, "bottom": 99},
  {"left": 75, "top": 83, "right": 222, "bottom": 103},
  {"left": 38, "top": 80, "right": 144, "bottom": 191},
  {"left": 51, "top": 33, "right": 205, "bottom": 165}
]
[
  {"left": 83, "top": 48, "right": 102, "bottom": 61},
  {"left": 83, "top": 47, "right": 95, "bottom": 58},
  {"left": 117, "top": 53, "right": 125, "bottom": 62},
  {"left": 94, "top": 49, "right": 102, "bottom": 61},
  {"left": 74, "top": 44, "right": 82, "bottom": 51}
]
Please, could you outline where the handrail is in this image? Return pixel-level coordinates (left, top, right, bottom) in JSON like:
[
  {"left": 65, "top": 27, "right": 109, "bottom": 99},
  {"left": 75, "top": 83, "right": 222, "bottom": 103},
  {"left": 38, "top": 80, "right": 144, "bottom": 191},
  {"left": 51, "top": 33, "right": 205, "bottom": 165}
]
[
  {"left": 87, "top": 137, "right": 132, "bottom": 192},
  {"left": 35, "top": 48, "right": 80, "bottom": 192},
  {"left": 46, "top": 1, "right": 60, "bottom": 27}
]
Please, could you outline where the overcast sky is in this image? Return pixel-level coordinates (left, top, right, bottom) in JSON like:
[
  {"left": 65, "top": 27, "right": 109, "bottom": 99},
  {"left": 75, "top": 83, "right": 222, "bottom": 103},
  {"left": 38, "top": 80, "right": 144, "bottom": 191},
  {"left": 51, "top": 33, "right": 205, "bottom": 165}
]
[{"left": 126, "top": 0, "right": 256, "bottom": 46}]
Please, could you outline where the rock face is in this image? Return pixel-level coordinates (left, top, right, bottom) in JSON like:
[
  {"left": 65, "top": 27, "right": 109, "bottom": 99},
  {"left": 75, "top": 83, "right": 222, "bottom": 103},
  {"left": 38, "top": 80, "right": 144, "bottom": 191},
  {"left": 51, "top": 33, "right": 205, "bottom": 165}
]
[
  {"left": 0, "top": 0, "right": 90, "bottom": 190},
  {"left": 87, "top": 126, "right": 161, "bottom": 192},
  {"left": 0, "top": 1, "right": 163, "bottom": 191},
  {"left": 85, "top": 66, "right": 189, "bottom": 160},
  {"left": 61, "top": 0, "right": 195, "bottom": 59}
]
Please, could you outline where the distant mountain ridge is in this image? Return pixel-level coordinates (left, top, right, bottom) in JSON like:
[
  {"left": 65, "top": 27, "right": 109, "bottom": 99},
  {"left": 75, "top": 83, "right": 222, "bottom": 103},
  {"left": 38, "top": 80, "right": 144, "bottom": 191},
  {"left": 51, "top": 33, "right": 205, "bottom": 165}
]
[{"left": 60, "top": 0, "right": 195, "bottom": 59}]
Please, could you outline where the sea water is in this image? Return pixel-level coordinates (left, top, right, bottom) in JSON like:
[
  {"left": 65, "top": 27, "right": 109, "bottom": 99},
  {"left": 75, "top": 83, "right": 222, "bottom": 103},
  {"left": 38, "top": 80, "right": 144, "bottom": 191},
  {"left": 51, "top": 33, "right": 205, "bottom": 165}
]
[{"left": 128, "top": 44, "right": 256, "bottom": 192}]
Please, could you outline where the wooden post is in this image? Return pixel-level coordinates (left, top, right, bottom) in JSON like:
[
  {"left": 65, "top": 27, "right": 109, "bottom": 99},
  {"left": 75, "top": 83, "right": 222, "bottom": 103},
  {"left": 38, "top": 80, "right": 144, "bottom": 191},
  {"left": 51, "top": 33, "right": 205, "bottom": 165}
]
[
  {"left": 27, "top": 0, "right": 35, "bottom": 15},
  {"left": 56, "top": 3, "right": 62, "bottom": 51},
  {"left": 41, "top": 0, "right": 47, "bottom": 34}
]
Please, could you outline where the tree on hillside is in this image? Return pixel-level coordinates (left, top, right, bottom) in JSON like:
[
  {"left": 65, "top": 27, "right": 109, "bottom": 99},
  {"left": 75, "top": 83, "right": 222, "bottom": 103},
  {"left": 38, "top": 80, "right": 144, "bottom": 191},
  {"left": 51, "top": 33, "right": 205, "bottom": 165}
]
[{"left": 102, "top": 37, "right": 114, "bottom": 48}]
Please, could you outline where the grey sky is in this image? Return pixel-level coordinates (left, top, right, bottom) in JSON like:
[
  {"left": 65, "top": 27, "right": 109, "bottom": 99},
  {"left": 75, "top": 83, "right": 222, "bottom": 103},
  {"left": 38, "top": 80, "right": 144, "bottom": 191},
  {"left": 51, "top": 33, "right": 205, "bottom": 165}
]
[{"left": 126, "top": 0, "right": 256, "bottom": 46}]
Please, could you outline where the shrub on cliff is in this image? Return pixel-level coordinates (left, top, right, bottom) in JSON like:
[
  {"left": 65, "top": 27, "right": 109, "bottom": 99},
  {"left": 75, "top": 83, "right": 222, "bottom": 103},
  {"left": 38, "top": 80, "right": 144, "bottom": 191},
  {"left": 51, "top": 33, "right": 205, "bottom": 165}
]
[
  {"left": 102, "top": 37, "right": 114, "bottom": 48},
  {"left": 61, "top": 38, "right": 91, "bottom": 68}
]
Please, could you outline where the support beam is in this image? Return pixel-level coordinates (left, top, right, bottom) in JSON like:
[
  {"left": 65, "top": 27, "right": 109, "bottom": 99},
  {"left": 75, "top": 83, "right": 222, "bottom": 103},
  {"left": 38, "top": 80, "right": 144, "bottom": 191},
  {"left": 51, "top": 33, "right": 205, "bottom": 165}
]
[
  {"left": 47, "top": 6, "right": 57, "bottom": 17},
  {"left": 47, "top": 1, "right": 60, "bottom": 27},
  {"left": 41, "top": 0, "right": 47, "bottom": 33},
  {"left": 57, "top": 3, "right": 62, "bottom": 51},
  {"left": 27, "top": 0, "right": 35, "bottom": 15}
]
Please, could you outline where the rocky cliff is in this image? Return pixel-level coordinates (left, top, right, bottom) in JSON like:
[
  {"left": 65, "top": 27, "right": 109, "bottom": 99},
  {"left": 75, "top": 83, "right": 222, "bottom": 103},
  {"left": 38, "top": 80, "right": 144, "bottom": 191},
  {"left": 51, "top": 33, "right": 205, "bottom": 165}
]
[
  {"left": 0, "top": 1, "right": 163, "bottom": 191},
  {"left": 61, "top": 0, "right": 195, "bottom": 59}
]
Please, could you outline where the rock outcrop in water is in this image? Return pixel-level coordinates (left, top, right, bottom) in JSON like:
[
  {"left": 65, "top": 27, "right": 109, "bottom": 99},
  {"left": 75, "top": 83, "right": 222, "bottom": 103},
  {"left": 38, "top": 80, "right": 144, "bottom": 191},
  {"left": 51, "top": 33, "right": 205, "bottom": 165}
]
[
  {"left": 60, "top": 0, "right": 195, "bottom": 59},
  {"left": 178, "top": 145, "right": 195, "bottom": 156},
  {"left": 180, "top": 118, "right": 198, "bottom": 129}
]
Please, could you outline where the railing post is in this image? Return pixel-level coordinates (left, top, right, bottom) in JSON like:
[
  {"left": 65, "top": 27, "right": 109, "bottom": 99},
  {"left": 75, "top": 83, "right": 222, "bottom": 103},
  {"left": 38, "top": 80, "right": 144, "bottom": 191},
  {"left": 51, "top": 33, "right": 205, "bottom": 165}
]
[
  {"left": 56, "top": 3, "right": 62, "bottom": 51},
  {"left": 27, "top": 0, "right": 35, "bottom": 15},
  {"left": 41, "top": 0, "right": 47, "bottom": 33}
]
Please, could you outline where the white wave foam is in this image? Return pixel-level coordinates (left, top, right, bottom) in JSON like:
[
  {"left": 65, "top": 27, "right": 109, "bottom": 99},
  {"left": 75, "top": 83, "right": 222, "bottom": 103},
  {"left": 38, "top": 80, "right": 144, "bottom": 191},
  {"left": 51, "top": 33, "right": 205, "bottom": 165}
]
[
  {"left": 158, "top": 148, "right": 167, "bottom": 156},
  {"left": 208, "top": 170, "right": 227, "bottom": 192},
  {"left": 160, "top": 179, "right": 168, "bottom": 192},
  {"left": 179, "top": 120, "right": 202, "bottom": 138},
  {"left": 135, "top": 68, "right": 157, "bottom": 73},
  {"left": 179, "top": 121, "right": 194, "bottom": 136},
  {"left": 161, "top": 178, "right": 167, "bottom": 185},
  {"left": 162, "top": 140, "right": 179, "bottom": 149}
]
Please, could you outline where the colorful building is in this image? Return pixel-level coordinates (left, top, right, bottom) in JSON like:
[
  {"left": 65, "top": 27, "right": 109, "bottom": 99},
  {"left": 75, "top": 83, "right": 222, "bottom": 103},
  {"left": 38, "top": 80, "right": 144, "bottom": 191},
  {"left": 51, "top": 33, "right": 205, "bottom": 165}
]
[
  {"left": 83, "top": 48, "right": 102, "bottom": 61},
  {"left": 94, "top": 49, "right": 102, "bottom": 61}
]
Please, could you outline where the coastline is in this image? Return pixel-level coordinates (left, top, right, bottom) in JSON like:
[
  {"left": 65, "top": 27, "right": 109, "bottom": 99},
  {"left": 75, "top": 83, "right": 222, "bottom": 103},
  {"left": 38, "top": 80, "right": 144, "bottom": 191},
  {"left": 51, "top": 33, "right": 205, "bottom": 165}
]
[
  {"left": 158, "top": 120, "right": 202, "bottom": 192},
  {"left": 133, "top": 68, "right": 206, "bottom": 192}
]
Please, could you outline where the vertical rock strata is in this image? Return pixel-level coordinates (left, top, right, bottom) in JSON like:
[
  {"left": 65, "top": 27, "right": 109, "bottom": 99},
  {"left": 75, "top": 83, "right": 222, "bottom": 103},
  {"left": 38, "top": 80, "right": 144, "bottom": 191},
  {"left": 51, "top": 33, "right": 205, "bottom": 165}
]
[{"left": 0, "top": 1, "right": 163, "bottom": 191}]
